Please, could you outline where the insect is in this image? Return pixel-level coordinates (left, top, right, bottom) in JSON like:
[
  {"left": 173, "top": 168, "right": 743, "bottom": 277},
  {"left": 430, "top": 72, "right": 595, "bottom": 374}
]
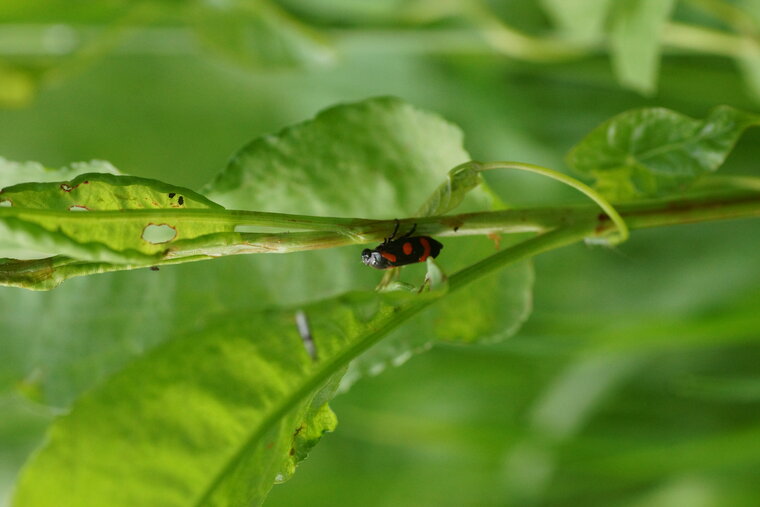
[{"left": 361, "top": 220, "right": 443, "bottom": 270}]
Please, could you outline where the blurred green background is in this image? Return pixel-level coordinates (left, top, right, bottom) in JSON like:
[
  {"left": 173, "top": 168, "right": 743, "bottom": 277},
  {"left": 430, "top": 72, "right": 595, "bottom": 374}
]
[{"left": 2, "top": 1, "right": 760, "bottom": 505}]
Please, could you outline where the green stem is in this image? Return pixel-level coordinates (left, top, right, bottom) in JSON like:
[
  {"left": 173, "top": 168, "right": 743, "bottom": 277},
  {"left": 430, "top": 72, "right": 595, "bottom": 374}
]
[
  {"left": 4, "top": 188, "right": 759, "bottom": 290},
  {"left": 475, "top": 161, "right": 630, "bottom": 244},
  {"left": 448, "top": 223, "right": 590, "bottom": 291}
]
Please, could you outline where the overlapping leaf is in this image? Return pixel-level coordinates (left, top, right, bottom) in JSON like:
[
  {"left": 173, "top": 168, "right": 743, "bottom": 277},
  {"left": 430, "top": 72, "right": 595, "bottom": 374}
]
[
  {"left": 3, "top": 98, "right": 535, "bottom": 506},
  {"left": 205, "top": 96, "right": 533, "bottom": 381}
]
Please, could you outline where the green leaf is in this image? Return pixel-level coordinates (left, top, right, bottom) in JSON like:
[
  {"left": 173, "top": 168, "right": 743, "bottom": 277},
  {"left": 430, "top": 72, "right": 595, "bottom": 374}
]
[
  {"left": 0, "top": 171, "right": 232, "bottom": 286},
  {"left": 205, "top": 96, "right": 470, "bottom": 215},
  {"left": 205, "top": 96, "right": 533, "bottom": 384},
  {"left": 189, "top": 0, "right": 335, "bottom": 70},
  {"left": 12, "top": 289, "right": 442, "bottom": 507},
  {"left": 414, "top": 161, "right": 484, "bottom": 217},
  {"left": 565, "top": 105, "right": 760, "bottom": 200},
  {"left": 540, "top": 0, "right": 613, "bottom": 44},
  {"left": 609, "top": 0, "right": 676, "bottom": 95},
  {"left": 2, "top": 97, "right": 532, "bottom": 432}
]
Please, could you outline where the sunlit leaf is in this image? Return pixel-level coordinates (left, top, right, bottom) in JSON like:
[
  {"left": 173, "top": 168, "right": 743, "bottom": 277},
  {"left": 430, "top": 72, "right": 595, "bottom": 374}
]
[
  {"left": 0, "top": 171, "right": 232, "bottom": 287},
  {"left": 12, "top": 289, "right": 441, "bottom": 507},
  {"left": 3, "top": 97, "right": 535, "bottom": 505}
]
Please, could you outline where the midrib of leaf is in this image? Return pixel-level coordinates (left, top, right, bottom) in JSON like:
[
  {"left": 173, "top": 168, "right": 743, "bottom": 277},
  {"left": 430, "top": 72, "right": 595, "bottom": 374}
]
[
  {"left": 631, "top": 117, "right": 760, "bottom": 169},
  {"left": 0, "top": 207, "right": 361, "bottom": 229},
  {"left": 192, "top": 300, "right": 428, "bottom": 506},
  {"left": 633, "top": 131, "right": 722, "bottom": 167}
]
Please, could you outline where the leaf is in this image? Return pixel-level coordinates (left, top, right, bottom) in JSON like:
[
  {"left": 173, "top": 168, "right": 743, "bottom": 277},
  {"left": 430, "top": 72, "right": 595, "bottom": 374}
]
[
  {"left": 205, "top": 97, "right": 532, "bottom": 385},
  {"left": 1, "top": 172, "right": 226, "bottom": 255},
  {"left": 189, "top": 0, "right": 335, "bottom": 70},
  {"left": 565, "top": 105, "right": 760, "bottom": 200},
  {"left": 3, "top": 97, "right": 531, "bottom": 423},
  {"left": 12, "top": 289, "right": 442, "bottom": 507},
  {"left": 0, "top": 171, "right": 233, "bottom": 287},
  {"left": 609, "top": 0, "right": 676, "bottom": 95},
  {"left": 540, "top": 0, "right": 613, "bottom": 44},
  {"left": 414, "top": 161, "right": 484, "bottom": 217},
  {"left": 205, "top": 96, "right": 470, "bottom": 216}
]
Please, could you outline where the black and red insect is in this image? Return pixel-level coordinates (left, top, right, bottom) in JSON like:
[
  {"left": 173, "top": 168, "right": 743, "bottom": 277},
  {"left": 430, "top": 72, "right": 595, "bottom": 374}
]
[{"left": 361, "top": 220, "right": 443, "bottom": 270}]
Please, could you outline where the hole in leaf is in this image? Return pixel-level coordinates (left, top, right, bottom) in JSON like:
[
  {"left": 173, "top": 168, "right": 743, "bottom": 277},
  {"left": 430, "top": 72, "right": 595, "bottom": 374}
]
[
  {"left": 141, "top": 223, "right": 177, "bottom": 244},
  {"left": 60, "top": 183, "right": 73, "bottom": 191},
  {"left": 0, "top": 199, "right": 11, "bottom": 207},
  {"left": 68, "top": 205, "right": 89, "bottom": 211}
]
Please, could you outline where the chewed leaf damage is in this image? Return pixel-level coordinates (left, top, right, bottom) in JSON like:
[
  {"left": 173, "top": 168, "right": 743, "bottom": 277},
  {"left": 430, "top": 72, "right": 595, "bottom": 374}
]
[{"left": 141, "top": 223, "right": 177, "bottom": 244}]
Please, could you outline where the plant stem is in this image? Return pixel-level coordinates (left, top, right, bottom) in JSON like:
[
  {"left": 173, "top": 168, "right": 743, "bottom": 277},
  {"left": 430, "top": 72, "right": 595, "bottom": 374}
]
[
  {"left": 3, "top": 187, "right": 759, "bottom": 290},
  {"left": 474, "top": 161, "right": 630, "bottom": 244}
]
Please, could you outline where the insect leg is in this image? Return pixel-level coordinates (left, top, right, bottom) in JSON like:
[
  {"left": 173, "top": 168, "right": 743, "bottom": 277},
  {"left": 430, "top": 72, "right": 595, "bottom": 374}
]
[
  {"left": 384, "top": 218, "right": 400, "bottom": 244},
  {"left": 401, "top": 223, "right": 417, "bottom": 239}
]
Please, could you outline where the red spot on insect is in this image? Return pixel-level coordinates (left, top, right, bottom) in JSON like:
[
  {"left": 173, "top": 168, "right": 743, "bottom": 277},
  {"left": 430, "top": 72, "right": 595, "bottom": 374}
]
[
  {"left": 266, "top": 442, "right": 274, "bottom": 449},
  {"left": 403, "top": 242, "right": 413, "bottom": 255},
  {"left": 418, "top": 237, "right": 431, "bottom": 262},
  {"left": 381, "top": 251, "right": 397, "bottom": 263},
  {"left": 83, "top": 181, "right": 89, "bottom": 184}
]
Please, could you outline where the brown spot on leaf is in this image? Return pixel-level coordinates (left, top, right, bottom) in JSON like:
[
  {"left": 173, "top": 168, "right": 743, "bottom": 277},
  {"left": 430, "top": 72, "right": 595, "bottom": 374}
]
[{"left": 487, "top": 233, "right": 501, "bottom": 250}]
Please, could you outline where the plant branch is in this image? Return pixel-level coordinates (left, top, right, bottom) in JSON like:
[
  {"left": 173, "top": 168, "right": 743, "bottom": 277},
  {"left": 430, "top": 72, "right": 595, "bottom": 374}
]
[{"left": 3, "top": 186, "right": 759, "bottom": 290}]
